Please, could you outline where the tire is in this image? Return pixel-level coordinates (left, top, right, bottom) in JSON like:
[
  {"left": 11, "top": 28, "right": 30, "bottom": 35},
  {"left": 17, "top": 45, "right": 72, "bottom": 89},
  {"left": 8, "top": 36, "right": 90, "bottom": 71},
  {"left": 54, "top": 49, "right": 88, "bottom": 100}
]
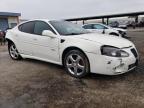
[
  {"left": 8, "top": 42, "right": 22, "bottom": 60},
  {"left": 64, "top": 50, "right": 90, "bottom": 78}
]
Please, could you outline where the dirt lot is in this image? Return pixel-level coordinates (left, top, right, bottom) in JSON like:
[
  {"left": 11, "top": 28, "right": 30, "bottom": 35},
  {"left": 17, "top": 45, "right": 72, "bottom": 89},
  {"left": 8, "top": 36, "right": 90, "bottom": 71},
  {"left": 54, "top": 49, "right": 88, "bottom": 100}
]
[{"left": 0, "top": 31, "right": 144, "bottom": 108}]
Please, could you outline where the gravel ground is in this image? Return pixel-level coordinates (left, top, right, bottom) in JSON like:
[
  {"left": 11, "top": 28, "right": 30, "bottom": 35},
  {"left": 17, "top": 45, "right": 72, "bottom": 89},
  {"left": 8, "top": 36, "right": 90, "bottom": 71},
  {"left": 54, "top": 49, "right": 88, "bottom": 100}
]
[{"left": 0, "top": 31, "right": 144, "bottom": 108}]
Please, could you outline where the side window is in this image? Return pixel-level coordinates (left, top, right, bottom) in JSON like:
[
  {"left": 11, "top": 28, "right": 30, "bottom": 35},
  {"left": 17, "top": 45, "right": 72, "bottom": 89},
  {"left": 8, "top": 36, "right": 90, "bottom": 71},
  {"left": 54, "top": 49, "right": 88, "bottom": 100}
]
[
  {"left": 83, "top": 25, "right": 92, "bottom": 29},
  {"left": 34, "top": 21, "right": 56, "bottom": 35},
  {"left": 18, "top": 22, "right": 35, "bottom": 34},
  {"left": 93, "top": 24, "right": 106, "bottom": 29}
]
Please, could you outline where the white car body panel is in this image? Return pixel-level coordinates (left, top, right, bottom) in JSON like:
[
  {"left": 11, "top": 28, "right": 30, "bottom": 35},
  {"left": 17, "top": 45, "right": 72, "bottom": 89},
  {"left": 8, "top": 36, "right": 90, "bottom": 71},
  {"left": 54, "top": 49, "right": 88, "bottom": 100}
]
[
  {"left": 71, "top": 33, "right": 133, "bottom": 48},
  {"left": 86, "top": 47, "right": 137, "bottom": 75},
  {"left": 6, "top": 19, "right": 138, "bottom": 75}
]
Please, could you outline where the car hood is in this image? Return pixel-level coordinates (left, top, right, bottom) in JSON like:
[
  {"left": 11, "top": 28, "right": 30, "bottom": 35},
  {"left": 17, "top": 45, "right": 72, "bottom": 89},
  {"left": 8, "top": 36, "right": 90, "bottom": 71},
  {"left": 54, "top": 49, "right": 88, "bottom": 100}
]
[{"left": 73, "top": 33, "right": 133, "bottom": 48}]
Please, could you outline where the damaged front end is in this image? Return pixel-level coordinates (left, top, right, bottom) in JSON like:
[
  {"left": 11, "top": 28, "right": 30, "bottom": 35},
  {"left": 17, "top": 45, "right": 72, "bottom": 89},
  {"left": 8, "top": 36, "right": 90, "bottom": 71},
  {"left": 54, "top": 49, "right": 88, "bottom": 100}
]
[{"left": 105, "top": 47, "right": 139, "bottom": 75}]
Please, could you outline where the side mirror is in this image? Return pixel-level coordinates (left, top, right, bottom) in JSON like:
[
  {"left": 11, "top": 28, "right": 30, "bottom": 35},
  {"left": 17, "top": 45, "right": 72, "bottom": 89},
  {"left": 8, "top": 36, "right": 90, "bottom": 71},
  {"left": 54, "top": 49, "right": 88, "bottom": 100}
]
[{"left": 42, "top": 30, "right": 57, "bottom": 38}]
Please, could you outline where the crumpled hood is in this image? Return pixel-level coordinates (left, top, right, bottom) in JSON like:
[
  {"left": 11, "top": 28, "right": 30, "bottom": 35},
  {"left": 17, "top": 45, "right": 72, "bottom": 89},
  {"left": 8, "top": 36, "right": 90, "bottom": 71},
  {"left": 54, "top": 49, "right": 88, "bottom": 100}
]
[{"left": 73, "top": 33, "right": 133, "bottom": 48}]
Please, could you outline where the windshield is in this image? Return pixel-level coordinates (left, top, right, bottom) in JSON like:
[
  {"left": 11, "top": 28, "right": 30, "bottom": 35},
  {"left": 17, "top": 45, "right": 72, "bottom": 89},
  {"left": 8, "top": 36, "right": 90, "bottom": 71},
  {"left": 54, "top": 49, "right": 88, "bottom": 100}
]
[{"left": 49, "top": 21, "right": 90, "bottom": 36}]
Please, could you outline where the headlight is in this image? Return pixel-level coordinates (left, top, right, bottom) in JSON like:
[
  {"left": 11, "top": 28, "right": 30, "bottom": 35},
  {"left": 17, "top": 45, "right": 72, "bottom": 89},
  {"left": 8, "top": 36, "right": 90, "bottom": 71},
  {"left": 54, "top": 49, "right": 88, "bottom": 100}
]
[{"left": 101, "top": 46, "right": 129, "bottom": 57}]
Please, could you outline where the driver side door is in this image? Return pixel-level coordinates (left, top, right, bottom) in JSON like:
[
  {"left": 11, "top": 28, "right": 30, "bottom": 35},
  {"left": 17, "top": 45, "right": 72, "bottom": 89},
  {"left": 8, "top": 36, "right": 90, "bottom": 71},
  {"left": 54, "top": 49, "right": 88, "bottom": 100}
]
[{"left": 32, "top": 21, "right": 60, "bottom": 63}]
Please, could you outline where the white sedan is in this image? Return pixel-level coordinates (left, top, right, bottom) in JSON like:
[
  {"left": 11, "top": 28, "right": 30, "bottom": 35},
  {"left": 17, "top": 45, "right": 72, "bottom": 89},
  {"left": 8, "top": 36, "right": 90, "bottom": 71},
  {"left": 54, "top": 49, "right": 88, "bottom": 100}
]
[
  {"left": 6, "top": 20, "right": 139, "bottom": 78},
  {"left": 82, "top": 23, "right": 128, "bottom": 38}
]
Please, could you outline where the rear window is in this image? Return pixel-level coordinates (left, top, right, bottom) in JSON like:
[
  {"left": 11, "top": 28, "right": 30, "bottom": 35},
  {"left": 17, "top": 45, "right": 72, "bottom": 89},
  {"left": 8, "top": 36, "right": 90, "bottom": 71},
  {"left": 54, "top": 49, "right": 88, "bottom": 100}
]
[{"left": 18, "top": 21, "right": 35, "bottom": 34}]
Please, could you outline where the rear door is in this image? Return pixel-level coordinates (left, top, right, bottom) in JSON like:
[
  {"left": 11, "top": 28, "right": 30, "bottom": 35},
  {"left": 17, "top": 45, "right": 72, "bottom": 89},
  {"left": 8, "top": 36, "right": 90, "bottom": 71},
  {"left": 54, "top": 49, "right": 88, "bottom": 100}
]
[{"left": 16, "top": 21, "right": 35, "bottom": 55}]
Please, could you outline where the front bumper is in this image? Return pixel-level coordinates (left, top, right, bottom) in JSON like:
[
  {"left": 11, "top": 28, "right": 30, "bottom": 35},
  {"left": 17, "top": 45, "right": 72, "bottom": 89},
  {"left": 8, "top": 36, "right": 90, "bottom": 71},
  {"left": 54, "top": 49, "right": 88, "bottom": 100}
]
[{"left": 86, "top": 47, "right": 139, "bottom": 75}]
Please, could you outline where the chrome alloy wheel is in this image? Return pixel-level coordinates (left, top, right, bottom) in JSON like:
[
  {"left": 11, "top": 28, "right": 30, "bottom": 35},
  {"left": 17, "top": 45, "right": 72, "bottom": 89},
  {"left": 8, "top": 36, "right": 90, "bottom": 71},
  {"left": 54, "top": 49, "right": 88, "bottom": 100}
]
[
  {"left": 9, "top": 44, "right": 19, "bottom": 59},
  {"left": 66, "top": 54, "right": 85, "bottom": 76}
]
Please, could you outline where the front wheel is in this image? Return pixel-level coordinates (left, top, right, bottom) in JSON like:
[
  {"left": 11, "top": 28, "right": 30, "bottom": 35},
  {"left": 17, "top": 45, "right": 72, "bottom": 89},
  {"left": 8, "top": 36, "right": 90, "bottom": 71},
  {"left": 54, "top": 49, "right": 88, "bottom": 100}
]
[
  {"left": 8, "top": 43, "right": 22, "bottom": 60},
  {"left": 64, "top": 50, "right": 90, "bottom": 78}
]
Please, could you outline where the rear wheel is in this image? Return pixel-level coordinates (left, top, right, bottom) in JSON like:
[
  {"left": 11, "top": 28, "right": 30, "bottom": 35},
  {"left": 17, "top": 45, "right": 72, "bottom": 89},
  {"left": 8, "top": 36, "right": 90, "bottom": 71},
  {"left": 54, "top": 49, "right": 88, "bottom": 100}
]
[
  {"left": 64, "top": 50, "right": 90, "bottom": 78},
  {"left": 8, "top": 43, "right": 22, "bottom": 60}
]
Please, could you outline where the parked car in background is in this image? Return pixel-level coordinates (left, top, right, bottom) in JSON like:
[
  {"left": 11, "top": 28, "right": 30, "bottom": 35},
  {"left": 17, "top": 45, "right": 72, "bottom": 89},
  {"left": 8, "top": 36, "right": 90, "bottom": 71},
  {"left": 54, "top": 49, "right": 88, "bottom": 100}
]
[
  {"left": 109, "top": 21, "right": 127, "bottom": 29},
  {"left": 118, "top": 24, "right": 127, "bottom": 29},
  {"left": 6, "top": 20, "right": 138, "bottom": 78},
  {"left": 109, "top": 21, "right": 119, "bottom": 28},
  {"left": 82, "top": 23, "right": 128, "bottom": 38}
]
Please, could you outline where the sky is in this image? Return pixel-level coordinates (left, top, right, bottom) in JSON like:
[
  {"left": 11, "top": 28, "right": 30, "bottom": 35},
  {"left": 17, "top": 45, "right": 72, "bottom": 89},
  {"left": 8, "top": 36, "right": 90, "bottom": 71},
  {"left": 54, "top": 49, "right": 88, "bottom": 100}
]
[{"left": 0, "top": 0, "right": 144, "bottom": 20}]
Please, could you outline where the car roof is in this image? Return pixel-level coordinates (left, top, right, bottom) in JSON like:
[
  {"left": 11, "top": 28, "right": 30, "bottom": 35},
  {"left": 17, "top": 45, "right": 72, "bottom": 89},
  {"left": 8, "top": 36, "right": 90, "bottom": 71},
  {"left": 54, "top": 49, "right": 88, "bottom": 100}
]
[
  {"left": 23, "top": 19, "right": 50, "bottom": 23},
  {"left": 19, "top": 19, "right": 67, "bottom": 26},
  {"left": 17, "top": 19, "right": 50, "bottom": 27}
]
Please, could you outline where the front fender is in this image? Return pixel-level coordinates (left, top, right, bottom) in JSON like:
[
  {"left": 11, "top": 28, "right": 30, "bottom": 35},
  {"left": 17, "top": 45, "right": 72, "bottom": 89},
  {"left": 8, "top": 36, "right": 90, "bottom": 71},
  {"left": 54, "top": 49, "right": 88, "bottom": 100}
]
[{"left": 59, "top": 37, "right": 102, "bottom": 63}]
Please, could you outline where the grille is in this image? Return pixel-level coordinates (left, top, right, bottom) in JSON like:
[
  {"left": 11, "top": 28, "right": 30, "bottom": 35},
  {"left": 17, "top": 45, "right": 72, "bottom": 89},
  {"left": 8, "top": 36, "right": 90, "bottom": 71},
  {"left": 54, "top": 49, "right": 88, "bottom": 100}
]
[{"left": 131, "top": 48, "right": 138, "bottom": 58}]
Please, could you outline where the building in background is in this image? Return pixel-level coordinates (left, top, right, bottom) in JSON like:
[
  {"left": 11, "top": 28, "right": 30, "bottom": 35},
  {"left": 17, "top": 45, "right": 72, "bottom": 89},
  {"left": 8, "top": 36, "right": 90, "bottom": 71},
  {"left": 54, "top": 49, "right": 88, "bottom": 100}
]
[
  {"left": 20, "top": 19, "right": 28, "bottom": 23},
  {"left": 0, "top": 12, "right": 21, "bottom": 31}
]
